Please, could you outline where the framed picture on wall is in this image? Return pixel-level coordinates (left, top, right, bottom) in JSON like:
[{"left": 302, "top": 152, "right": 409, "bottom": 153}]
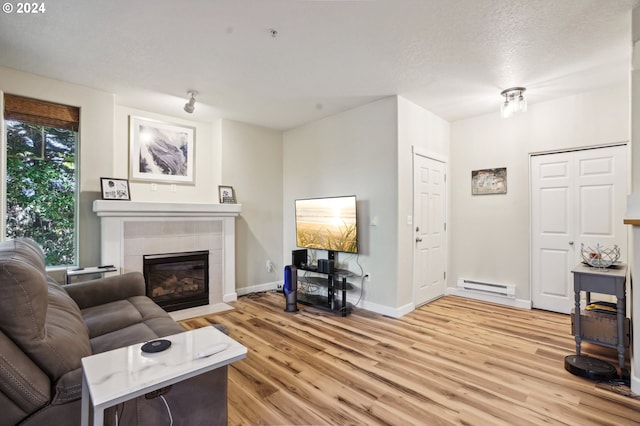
[
  {"left": 129, "top": 115, "right": 196, "bottom": 184},
  {"left": 100, "top": 177, "right": 131, "bottom": 200},
  {"left": 471, "top": 167, "right": 507, "bottom": 195},
  {"left": 219, "top": 185, "right": 236, "bottom": 204}
]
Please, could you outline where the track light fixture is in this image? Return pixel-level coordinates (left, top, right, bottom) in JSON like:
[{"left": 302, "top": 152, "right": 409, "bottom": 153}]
[
  {"left": 184, "top": 91, "right": 198, "bottom": 113},
  {"left": 500, "top": 87, "right": 527, "bottom": 118}
]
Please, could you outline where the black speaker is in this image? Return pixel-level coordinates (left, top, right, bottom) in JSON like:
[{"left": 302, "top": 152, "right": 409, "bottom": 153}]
[
  {"left": 292, "top": 249, "right": 307, "bottom": 268},
  {"left": 317, "top": 259, "right": 334, "bottom": 274},
  {"left": 318, "top": 259, "right": 327, "bottom": 273}
]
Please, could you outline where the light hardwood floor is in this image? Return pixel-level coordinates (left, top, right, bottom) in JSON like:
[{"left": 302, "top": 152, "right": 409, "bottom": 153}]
[{"left": 179, "top": 293, "right": 640, "bottom": 426}]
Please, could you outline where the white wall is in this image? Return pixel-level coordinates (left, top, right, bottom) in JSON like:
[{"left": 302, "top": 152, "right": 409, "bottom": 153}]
[
  {"left": 0, "top": 67, "right": 284, "bottom": 290},
  {"left": 283, "top": 97, "right": 399, "bottom": 314},
  {"left": 0, "top": 66, "right": 115, "bottom": 265},
  {"left": 282, "top": 96, "right": 450, "bottom": 315},
  {"left": 450, "top": 83, "right": 630, "bottom": 301},
  {"left": 397, "top": 97, "right": 450, "bottom": 308},
  {"left": 627, "top": 5, "right": 640, "bottom": 394},
  {"left": 220, "top": 119, "right": 283, "bottom": 291},
  {"left": 113, "top": 105, "right": 220, "bottom": 203}
]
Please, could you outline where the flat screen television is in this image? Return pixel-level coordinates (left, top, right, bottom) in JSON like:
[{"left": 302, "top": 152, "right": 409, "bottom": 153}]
[{"left": 295, "top": 195, "right": 358, "bottom": 254}]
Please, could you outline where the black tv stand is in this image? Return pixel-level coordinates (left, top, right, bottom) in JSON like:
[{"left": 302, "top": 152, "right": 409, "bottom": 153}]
[{"left": 295, "top": 251, "right": 353, "bottom": 317}]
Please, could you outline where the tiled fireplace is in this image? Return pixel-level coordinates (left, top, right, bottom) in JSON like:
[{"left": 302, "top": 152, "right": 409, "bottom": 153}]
[{"left": 93, "top": 200, "right": 241, "bottom": 318}]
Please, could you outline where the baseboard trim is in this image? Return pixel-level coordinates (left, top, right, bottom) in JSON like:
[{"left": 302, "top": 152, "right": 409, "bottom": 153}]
[
  {"left": 223, "top": 292, "right": 238, "bottom": 303},
  {"left": 236, "top": 282, "right": 414, "bottom": 318},
  {"left": 446, "top": 287, "right": 531, "bottom": 309},
  {"left": 235, "top": 284, "right": 532, "bottom": 314},
  {"left": 236, "top": 281, "right": 282, "bottom": 297},
  {"left": 169, "top": 302, "right": 234, "bottom": 321},
  {"left": 631, "top": 374, "right": 640, "bottom": 395},
  {"left": 351, "top": 298, "right": 413, "bottom": 318}
]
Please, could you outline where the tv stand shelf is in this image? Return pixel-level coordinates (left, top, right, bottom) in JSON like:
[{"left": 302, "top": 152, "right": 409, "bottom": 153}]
[
  {"left": 298, "top": 275, "right": 356, "bottom": 291},
  {"left": 296, "top": 265, "right": 354, "bottom": 317}
]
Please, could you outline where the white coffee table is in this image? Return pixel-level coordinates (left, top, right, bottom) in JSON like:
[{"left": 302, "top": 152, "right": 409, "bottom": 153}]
[{"left": 81, "top": 326, "right": 247, "bottom": 426}]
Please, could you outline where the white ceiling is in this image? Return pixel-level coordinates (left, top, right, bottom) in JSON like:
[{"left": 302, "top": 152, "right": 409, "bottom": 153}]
[{"left": 0, "top": 0, "right": 638, "bottom": 130}]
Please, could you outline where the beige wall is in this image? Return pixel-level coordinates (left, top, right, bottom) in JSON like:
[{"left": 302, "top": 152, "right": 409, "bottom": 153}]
[
  {"left": 0, "top": 67, "right": 285, "bottom": 290},
  {"left": 450, "top": 83, "right": 630, "bottom": 301},
  {"left": 0, "top": 66, "right": 115, "bottom": 266},
  {"left": 113, "top": 105, "right": 220, "bottom": 204},
  {"left": 628, "top": 5, "right": 640, "bottom": 393},
  {"left": 282, "top": 96, "right": 450, "bottom": 315},
  {"left": 397, "top": 97, "right": 450, "bottom": 309},
  {"left": 2, "top": 65, "right": 628, "bottom": 319},
  {"left": 283, "top": 97, "right": 400, "bottom": 314},
  {"left": 220, "top": 119, "right": 283, "bottom": 291}
]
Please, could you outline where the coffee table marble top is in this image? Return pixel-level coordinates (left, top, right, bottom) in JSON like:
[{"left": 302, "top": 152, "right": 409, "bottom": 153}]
[{"left": 82, "top": 325, "right": 246, "bottom": 409}]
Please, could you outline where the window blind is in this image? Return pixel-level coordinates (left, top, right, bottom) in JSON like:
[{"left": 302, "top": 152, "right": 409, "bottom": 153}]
[{"left": 4, "top": 94, "right": 79, "bottom": 131}]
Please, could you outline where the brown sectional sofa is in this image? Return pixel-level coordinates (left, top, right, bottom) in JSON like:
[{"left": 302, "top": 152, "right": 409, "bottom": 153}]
[{"left": 0, "top": 238, "right": 227, "bottom": 425}]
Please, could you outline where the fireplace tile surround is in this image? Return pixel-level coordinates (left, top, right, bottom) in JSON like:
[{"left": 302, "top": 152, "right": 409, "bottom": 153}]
[{"left": 93, "top": 200, "right": 241, "bottom": 318}]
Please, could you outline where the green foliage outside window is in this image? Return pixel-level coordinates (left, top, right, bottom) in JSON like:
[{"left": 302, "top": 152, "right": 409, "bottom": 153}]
[{"left": 5, "top": 120, "right": 77, "bottom": 266}]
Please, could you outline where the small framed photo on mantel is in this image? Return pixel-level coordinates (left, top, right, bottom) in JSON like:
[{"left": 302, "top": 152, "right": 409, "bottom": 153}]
[
  {"left": 218, "top": 185, "right": 236, "bottom": 204},
  {"left": 100, "top": 177, "right": 131, "bottom": 200}
]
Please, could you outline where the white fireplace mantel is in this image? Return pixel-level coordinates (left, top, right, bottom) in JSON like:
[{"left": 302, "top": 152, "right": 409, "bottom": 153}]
[
  {"left": 93, "top": 200, "right": 241, "bottom": 306},
  {"left": 93, "top": 200, "right": 241, "bottom": 217}
]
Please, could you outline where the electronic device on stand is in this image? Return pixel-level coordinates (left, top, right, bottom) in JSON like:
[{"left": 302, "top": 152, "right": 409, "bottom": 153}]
[
  {"left": 292, "top": 194, "right": 359, "bottom": 317},
  {"left": 294, "top": 250, "right": 354, "bottom": 317}
]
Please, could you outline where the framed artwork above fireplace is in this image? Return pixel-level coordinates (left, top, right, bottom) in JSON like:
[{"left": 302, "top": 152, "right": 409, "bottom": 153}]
[{"left": 129, "top": 115, "right": 196, "bottom": 185}]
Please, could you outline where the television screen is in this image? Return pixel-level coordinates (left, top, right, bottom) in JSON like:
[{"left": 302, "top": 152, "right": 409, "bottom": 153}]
[{"left": 295, "top": 195, "right": 358, "bottom": 254}]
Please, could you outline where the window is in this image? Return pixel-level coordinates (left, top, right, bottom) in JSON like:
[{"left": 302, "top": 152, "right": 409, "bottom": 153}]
[{"left": 4, "top": 94, "right": 79, "bottom": 266}]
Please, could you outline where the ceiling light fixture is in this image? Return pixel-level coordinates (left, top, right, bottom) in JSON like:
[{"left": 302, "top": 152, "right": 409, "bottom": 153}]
[
  {"left": 184, "top": 91, "right": 198, "bottom": 113},
  {"left": 500, "top": 87, "right": 527, "bottom": 118}
]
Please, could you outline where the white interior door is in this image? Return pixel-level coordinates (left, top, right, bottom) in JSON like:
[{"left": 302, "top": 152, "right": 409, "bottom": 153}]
[
  {"left": 531, "top": 145, "right": 628, "bottom": 313},
  {"left": 413, "top": 153, "right": 447, "bottom": 307}
]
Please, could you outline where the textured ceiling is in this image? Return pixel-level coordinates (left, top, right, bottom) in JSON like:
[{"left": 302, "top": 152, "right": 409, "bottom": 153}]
[{"left": 0, "top": 0, "right": 637, "bottom": 130}]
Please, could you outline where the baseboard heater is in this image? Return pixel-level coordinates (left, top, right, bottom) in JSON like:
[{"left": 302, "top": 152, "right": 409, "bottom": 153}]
[{"left": 456, "top": 278, "right": 515, "bottom": 299}]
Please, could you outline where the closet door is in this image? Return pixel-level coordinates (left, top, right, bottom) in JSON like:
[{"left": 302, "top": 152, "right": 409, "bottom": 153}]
[{"left": 531, "top": 145, "right": 627, "bottom": 313}]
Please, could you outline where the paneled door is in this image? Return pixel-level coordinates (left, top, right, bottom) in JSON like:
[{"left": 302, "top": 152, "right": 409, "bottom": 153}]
[
  {"left": 531, "top": 145, "right": 628, "bottom": 313},
  {"left": 413, "top": 153, "right": 447, "bottom": 307}
]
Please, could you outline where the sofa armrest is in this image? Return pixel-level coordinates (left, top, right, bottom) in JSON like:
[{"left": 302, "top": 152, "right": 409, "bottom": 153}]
[
  {"left": 63, "top": 272, "right": 146, "bottom": 309},
  {"left": 0, "top": 331, "right": 50, "bottom": 421}
]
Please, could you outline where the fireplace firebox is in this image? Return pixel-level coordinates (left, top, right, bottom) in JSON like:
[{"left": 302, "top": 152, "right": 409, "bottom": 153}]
[{"left": 143, "top": 250, "right": 209, "bottom": 312}]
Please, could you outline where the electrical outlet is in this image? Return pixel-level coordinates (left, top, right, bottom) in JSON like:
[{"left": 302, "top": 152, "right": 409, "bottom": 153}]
[{"left": 266, "top": 260, "right": 274, "bottom": 272}]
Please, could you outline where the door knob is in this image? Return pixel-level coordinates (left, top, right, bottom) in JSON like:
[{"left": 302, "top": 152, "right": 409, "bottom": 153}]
[
  {"left": 416, "top": 237, "right": 423, "bottom": 243},
  {"left": 569, "top": 241, "right": 574, "bottom": 245}
]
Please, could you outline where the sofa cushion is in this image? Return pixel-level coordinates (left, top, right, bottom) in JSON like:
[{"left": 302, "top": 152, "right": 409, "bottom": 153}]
[
  {"left": 90, "top": 322, "right": 179, "bottom": 355},
  {"left": 125, "top": 296, "right": 185, "bottom": 338},
  {"left": 81, "top": 300, "right": 145, "bottom": 339},
  {"left": 84, "top": 296, "right": 184, "bottom": 354},
  {"left": 0, "top": 239, "right": 91, "bottom": 381}
]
